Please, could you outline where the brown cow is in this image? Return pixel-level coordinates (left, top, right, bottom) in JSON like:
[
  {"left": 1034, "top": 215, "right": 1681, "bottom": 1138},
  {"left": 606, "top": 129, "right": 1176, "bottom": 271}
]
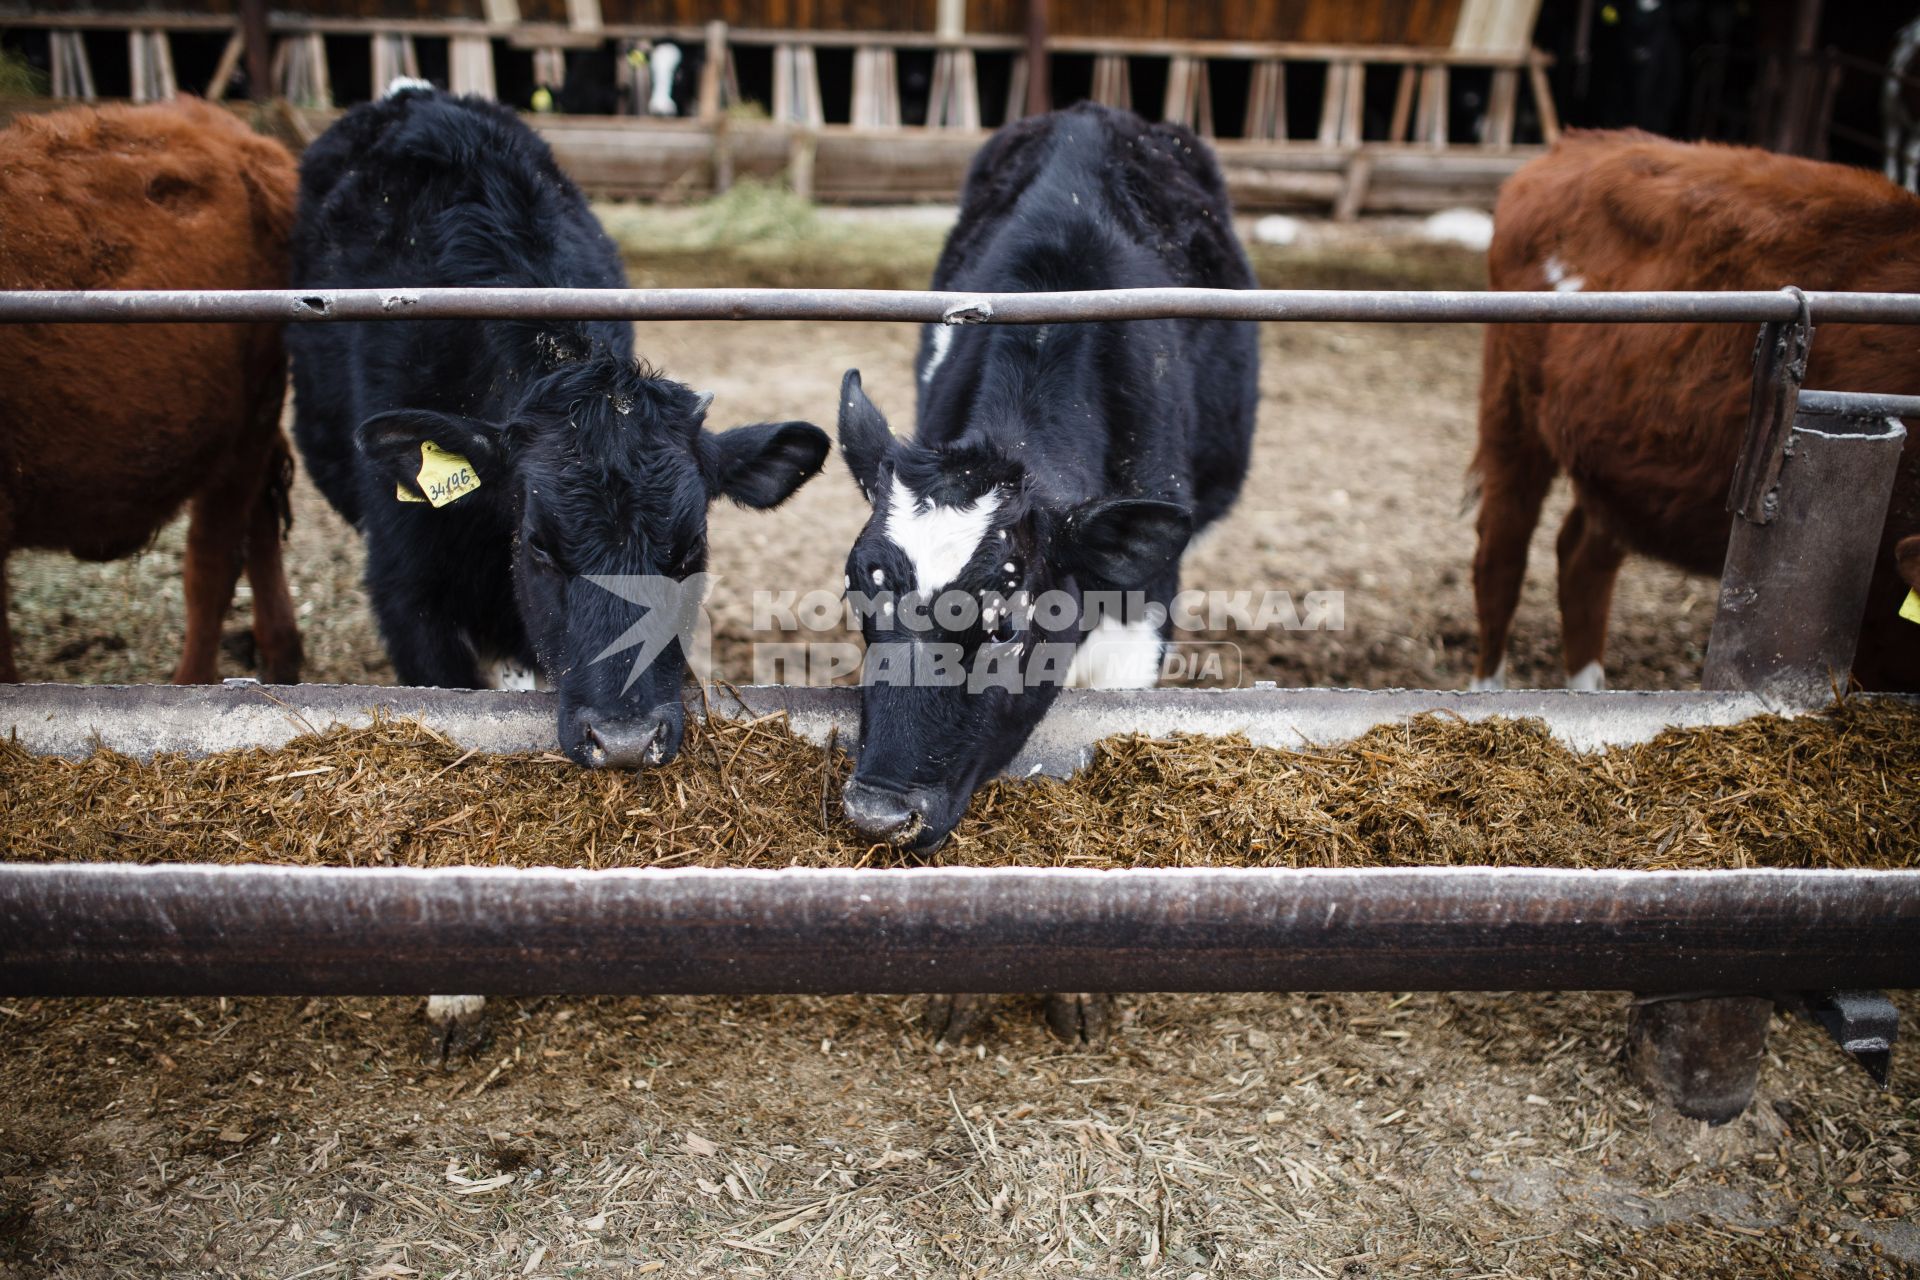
[
  {"left": 1472, "top": 129, "right": 1920, "bottom": 694},
  {"left": 0, "top": 99, "right": 302, "bottom": 684}
]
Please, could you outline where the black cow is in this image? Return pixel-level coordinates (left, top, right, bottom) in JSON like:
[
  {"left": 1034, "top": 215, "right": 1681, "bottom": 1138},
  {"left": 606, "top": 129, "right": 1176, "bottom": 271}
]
[
  {"left": 289, "top": 84, "right": 828, "bottom": 770},
  {"left": 834, "top": 103, "right": 1259, "bottom": 850}
]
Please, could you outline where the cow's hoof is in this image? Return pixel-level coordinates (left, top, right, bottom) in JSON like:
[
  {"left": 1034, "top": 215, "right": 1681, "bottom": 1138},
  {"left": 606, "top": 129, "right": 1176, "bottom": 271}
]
[
  {"left": 425, "top": 994, "right": 489, "bottom": 1064},
  {"left": 924, "top": 993, "right": 993, "bottom": 1044},
  {"left": 1043, "top": 992, "right": 1114, "bottom": 1046}
]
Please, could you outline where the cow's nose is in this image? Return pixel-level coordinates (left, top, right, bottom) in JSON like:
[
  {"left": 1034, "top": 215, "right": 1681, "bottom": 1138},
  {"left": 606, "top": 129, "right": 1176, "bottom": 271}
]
[
  {"left": 574, "top": 706, "right": 682, "bottom": 769},
  {"left": 841, "top": 779, "right": 929, "bottom": 845}
]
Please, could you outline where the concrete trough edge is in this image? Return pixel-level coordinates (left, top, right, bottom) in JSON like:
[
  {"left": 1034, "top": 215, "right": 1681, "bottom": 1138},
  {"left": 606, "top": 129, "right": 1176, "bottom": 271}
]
[{"left": 0, "top": 681, "right": 1848, "bottom": 777}]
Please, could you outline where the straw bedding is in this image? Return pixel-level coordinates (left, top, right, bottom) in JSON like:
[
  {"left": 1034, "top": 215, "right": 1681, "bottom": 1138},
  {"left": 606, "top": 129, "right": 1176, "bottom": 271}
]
[{"left": 2, "top": 699, "right": 1916, "bottom": 871}]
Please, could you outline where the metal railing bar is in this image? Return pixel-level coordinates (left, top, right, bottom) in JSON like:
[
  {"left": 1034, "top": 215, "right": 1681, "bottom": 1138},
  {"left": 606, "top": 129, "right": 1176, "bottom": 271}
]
[
  {"left": 3, "top": 863, "right": 1916, "bottom": 996},
  {"left": 3, "top": 287, "right": 1920, "bottom": 326},
  {"left": 1796, "top": 389, "right": 1920, "bottom": 419}
]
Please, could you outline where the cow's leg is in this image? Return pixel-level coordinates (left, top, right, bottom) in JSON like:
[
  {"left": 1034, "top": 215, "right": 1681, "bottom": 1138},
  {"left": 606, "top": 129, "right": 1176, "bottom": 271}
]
[
  {"left": 172, "top": 484, "right": 254, "bottom": 684},
  {"left": 1044, "top": 993, "right": 1115, "bottom": 1046},
  {"left": 367, "top": 567, "right": 484, "bottom": 690},
  {"left": 425, "top": 993, "right": 489, "bottom": 1063},
  {"left": 244, "top": 436, "right": 303, "bottom": 685},
  {"left": 1556, "top": 501, "right": 1627, "bottom": 691},
  {"left": 1470, "top": 421, "right": 1555, "bottom": 692},
  {"left": 924, "top": 993, "right": 994, "bottom": 1044}
]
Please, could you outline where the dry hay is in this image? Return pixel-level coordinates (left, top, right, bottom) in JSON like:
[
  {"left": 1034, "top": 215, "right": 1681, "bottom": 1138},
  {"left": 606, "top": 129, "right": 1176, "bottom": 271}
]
[
  {"left": 3, "top": 698, "right": 1917, "bottom": 871},
  {"left": 3, "top": 988, "right": 1916, "bottom": 1279}
]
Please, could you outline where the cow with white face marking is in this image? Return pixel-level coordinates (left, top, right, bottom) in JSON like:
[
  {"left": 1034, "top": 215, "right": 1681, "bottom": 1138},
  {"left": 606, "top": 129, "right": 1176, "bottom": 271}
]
[{"left": 834, "top": 103, "right": 1259, "bottom": 857}]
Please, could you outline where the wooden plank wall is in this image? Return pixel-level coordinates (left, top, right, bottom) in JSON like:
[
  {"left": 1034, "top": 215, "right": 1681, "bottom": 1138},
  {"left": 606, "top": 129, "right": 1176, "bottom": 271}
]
[
  {"left": 961, "top": 0, "right": 1467, "bottom": 44},
  {"left": 20, "top": 1, "right": 1472, "bottom": 45},
  {"left": 40, "top": 0, "right": 488, "bottom": 14}
]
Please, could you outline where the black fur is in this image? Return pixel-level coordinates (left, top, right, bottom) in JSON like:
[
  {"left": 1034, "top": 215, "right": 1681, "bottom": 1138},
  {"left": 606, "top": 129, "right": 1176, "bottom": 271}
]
[
  {"left": 835, "top": 103, "right": 1260, "bottom": 849},
  {"left": 289, "top": 87, "right": 826, "bottom": 767}
]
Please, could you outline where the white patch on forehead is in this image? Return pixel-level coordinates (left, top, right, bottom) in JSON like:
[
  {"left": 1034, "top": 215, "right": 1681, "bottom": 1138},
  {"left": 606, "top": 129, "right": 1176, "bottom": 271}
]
[
  {"left": 884, "top": 475, "right": 1001, "bottom": 592},
  {"left": 921, "top": 324, "right": 955, "bottom": 385},
  {"left": 1065, "top": 617, "right": 1164, "bottom": 690},
  {"left": 1543, "top": 254, "right": 1585, "bottom": 293}
]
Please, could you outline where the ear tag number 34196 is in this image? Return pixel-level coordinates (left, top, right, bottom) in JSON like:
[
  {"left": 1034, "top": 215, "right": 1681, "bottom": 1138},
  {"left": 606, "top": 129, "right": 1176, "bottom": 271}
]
[{"left": 396, "top": 440, "right": 481, "bottom": 507}]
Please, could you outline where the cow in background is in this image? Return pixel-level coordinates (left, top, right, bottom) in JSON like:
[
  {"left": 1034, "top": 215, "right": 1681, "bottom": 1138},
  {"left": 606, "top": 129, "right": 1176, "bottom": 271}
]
[
  {"left": 1472, "top": 129, "right": 1920, "bottom": 694},
  {"left": 833, "top": 103, "right": 1259, "bottom": 1042},
  {"left": 0, "top": 99, "right": 302, "bottom": 685}
]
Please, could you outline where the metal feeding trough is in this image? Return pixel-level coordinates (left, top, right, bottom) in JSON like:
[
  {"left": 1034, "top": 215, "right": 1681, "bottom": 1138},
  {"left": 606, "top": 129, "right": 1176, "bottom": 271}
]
[
  {"left": 3, "top": 679, "right": 1916, "bottom": 1126},
  {"left": 1, "top": 283, "right": 1916, "bottom": 1125}
]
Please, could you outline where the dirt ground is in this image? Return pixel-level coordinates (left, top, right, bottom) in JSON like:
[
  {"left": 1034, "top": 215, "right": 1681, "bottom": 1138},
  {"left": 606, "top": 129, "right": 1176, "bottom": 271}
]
[{"left": 2, "top": 215, "right": 1912, "bottom": 1278}]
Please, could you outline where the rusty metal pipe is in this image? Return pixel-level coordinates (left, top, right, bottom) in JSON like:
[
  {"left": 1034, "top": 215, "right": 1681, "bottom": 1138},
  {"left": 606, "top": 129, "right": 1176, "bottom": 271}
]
[
  {"left": 4, "top": 287, "right": 1920, "bottom": 326},
  {"left": 1705, "top": 408, "right": 1909, "bottom": 705},
  {"left": 2, "top": 865, "right": 1916, "bottom": 997}
]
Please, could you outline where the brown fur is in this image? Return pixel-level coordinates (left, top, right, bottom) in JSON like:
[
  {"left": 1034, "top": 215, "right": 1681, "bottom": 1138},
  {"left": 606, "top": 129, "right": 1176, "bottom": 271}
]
[
  {"left": 0, "top": 99, "right": 302, "bottom": 684},
  {"left": 1473, "top": 129, "right": 1920, "bottom": 692}
]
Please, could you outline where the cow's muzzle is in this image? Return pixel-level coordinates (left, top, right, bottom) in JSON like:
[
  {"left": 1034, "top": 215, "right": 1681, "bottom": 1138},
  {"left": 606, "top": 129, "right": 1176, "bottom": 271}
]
[
  {"left": 570, "top": 705, "right": 683, "bottom": 770},
  {"left": 841, "top": 779, "right": 944, "bottom": 847}
]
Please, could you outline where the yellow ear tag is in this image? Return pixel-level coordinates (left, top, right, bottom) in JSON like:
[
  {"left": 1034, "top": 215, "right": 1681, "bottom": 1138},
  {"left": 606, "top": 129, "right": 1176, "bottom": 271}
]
[
  {"left": 398, "top": 440, "right": 481, "bottom": 508},
  {"left": 1901, "top": 589, "right": 1920, "bottom": 626}
]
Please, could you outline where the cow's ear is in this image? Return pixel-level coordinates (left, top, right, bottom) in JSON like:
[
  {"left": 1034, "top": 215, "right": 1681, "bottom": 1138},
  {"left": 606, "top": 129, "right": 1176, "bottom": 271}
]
[
  {"left": 358, "top": 409, "right": 504, "bottom": 500},
  {"left": 704, "top": 420, "right": 830, "bottom": 509},
  {"left": 1897, "top": 534, "right": 1920, "bottom": 592},
  {"left": 1061, "top": 498, "right": 1193, "bottom": 589},
  {"left": 836, "top": 369, "right": 894, "bottom": 502}
]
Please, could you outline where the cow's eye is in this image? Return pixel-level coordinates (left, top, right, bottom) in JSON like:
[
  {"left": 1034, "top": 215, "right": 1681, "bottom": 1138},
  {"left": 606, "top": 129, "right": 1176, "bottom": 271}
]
[
  {"left": 526, "top": 534, "right": 562, "bottom": 572},
  {"left": 989, "top": 611, "right": 1017, "bottom": 645}
]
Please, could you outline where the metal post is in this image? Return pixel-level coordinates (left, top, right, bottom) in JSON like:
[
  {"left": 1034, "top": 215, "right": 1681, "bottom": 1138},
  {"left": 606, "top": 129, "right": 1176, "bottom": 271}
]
[
  {"left": 240, "top": 0, "right": 271, "bottom": 102},
  {"left": 1704, "top": 405, "right": 1907, "bottom": 705},
  {"left": 1635, "top": 298, "right": 1906, "bottom": 1122},
  {"left": 1624, "top": 995, "right": 1776, "bottom": 1125}
]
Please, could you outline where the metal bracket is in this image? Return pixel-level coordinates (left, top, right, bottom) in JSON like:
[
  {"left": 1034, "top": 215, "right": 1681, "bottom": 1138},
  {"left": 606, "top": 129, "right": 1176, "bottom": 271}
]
[
  {"left": 1785, "top": 989, "right": 1897, "bottom": 1086},
  {"left": 1728, "top": 285, "right": 1815, "bottom": 524}
]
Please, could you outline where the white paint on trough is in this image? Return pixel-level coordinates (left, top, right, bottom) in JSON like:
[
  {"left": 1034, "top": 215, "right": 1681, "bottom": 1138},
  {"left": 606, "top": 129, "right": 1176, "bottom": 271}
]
[{"left": 0, "top": 681, "right": 1831, "bottom": 781}]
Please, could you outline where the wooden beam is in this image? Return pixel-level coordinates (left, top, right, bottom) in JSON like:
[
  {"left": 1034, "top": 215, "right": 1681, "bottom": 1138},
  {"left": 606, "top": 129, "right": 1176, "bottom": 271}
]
[
  {"left": 1527, "top": 56, "right": 1559, "bottom": 145},
  {"left": 1025, "top": 0, "right": 1049, "bottom": 116},
  {"left": 1484, "top": 66, "right": 1518, "bottom": 150},
  {"left": 450, "top": 34, "right": 496, "bottom": 100},
  {"left": 240, "top": 0, "right": 270, "bottom": 102},
  {"left": 697, "top": 20, "right": 727, "bottom": 122},
  {"left": 566, "top": 0, "right": 602, "bottom": 35},
  {"left": 206, "top": 30, "right": 244, "bottom": 102},
  {"left": 1243, "top": 60, "right": 1285, "bottom": 141},
  {"left": 928, "top": 48, "right": 979, "bottom": 130},
  {"left": 1091, "top": 54, "right": 1130, "bottom": 111},
  {"left": 1388, "top": 64, "right": 1416, "bottom": 142},
  {"left": 1333, "top": 152, "right": 1374, "bottom": 221}
]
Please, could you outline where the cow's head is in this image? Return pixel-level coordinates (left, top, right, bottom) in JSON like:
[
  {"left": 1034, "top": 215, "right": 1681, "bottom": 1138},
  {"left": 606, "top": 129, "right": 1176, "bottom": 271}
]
[
  {"left": 361, "top": 352, "right": 828, "bottom": 769},
  {"left": 834, "top": 370, "right": 1189, "bottom": 850}
]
